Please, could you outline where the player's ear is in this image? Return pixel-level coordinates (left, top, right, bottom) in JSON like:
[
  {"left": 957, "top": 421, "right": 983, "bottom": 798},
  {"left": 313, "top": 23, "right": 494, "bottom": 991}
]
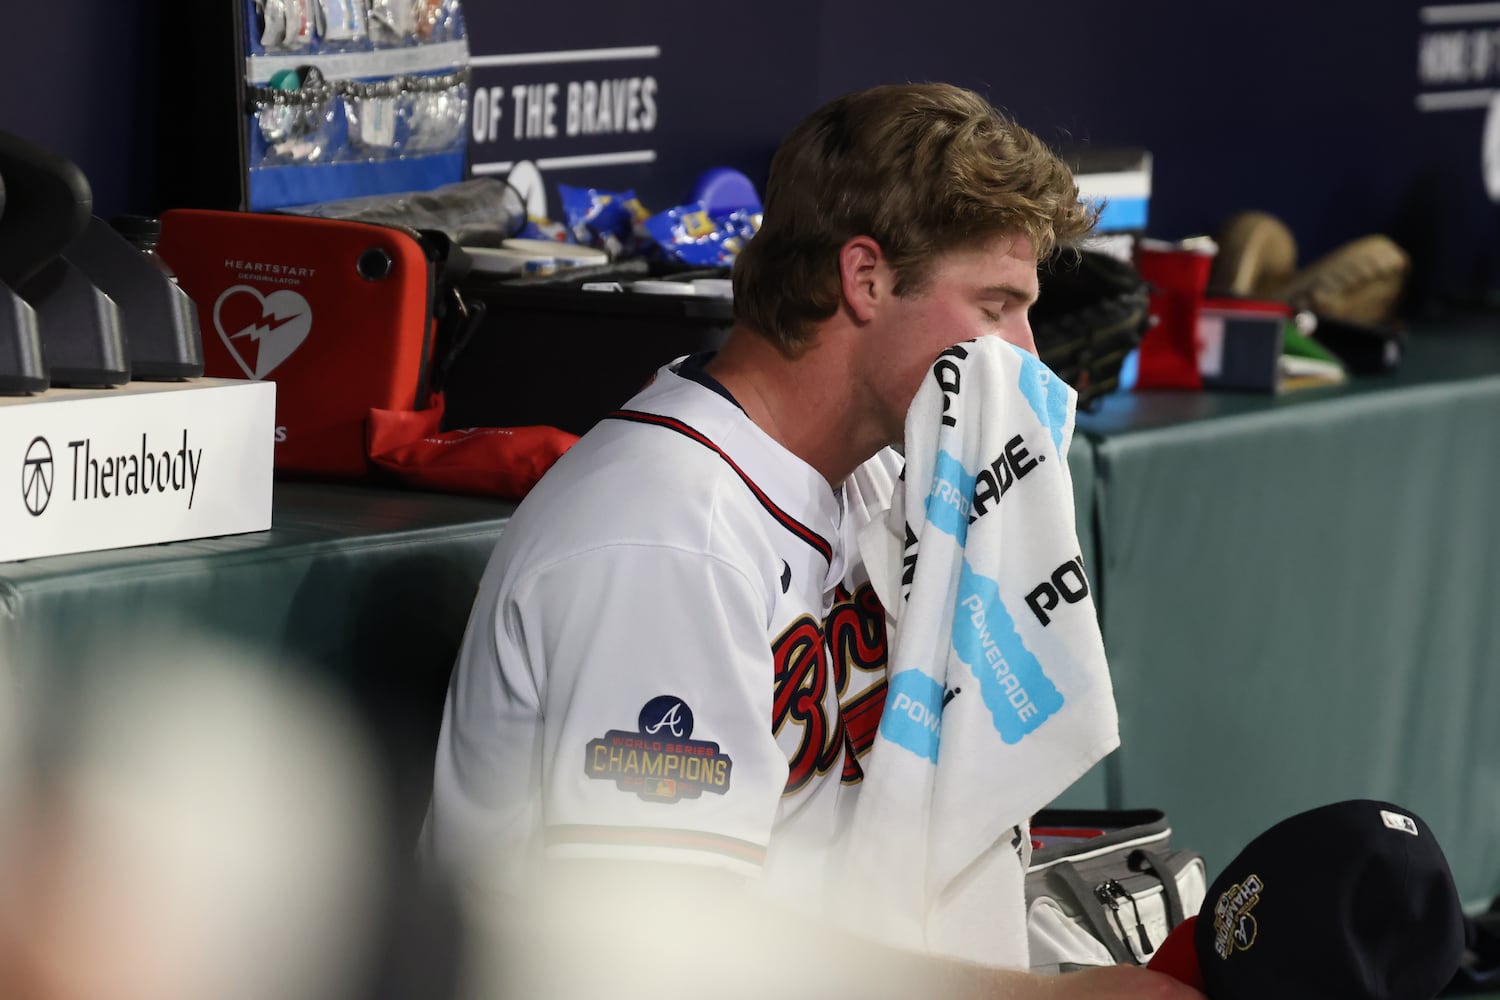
[{"left": 838, "top": 236, "right": 885, "bottom": 323}]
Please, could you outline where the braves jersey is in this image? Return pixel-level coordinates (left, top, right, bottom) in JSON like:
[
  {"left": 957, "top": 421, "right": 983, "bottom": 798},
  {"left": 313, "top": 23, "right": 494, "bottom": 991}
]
[{"left": 424, "top": 360, "right": 900, "bottom": 900}]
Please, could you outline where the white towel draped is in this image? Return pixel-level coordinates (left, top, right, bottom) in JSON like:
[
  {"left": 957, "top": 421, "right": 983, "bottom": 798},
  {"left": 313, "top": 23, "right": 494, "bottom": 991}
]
[{"left": 836, "top": 336, "right": 1119, "bottom": 967}]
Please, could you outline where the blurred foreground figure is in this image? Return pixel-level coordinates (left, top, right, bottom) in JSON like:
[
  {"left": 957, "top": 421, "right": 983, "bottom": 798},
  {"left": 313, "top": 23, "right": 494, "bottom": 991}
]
[{"left": 0, "top": 631, "right": 390, "bottom": 1000}]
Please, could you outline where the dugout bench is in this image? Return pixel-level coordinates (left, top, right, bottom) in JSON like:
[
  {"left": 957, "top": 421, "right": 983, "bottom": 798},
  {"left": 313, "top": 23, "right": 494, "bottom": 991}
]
[{"left": 1, "top": 312, "right": 1498, "bottom": 909}]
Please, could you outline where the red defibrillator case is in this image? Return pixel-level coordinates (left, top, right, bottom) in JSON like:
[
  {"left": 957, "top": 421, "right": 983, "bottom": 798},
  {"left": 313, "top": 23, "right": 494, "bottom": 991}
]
[{"left": 157, "top": 209, "right": 437, "bottom": 478}]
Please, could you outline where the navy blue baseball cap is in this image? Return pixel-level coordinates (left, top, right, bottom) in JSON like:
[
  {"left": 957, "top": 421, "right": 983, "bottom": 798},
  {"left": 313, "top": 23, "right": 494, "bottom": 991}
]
[{"left": 1152, "top": 799, "right": 1465, "bottom": 1000}]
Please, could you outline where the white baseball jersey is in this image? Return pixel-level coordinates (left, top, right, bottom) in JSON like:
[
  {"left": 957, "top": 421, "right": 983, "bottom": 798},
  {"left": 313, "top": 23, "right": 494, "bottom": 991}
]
[{"left": 424, "top": 358, "right": 900, "bottom": 901}]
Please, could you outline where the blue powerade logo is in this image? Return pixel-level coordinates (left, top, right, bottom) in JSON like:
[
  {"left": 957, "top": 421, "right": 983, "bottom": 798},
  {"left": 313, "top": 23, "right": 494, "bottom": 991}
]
[
  {"left": 953, "top": 561, "right": 1063, "bottom": 743},
  {"left": 925, "top": 449, "right": 974, "bottom": 543},
  {"left": 880, "top": 670, "right": 945, "bottom": 763},
  {"left": 1013, "top": 346, "right": 1070, "bottom": 456}
]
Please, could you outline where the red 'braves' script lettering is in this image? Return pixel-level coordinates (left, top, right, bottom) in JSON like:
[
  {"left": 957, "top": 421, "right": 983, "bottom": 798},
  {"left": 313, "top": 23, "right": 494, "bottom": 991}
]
[{"left": 771, "top": 582, "right": 889, "bottom": 791}]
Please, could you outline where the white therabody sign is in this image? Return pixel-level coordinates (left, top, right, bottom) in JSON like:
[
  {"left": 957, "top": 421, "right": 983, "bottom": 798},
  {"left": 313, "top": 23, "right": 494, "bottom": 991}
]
[{"left": 0, "top": 378, "right": 275, "bottom": 562}]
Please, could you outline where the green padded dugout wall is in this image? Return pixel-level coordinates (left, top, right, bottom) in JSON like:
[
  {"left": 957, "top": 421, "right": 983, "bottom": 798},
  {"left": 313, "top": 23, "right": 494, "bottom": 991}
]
[
  {"left": 1076, "top": 318, "right": 1500, "bottom": 909},
  {"left": 0, "top": 483, "right": 517, "bottom": 845}
]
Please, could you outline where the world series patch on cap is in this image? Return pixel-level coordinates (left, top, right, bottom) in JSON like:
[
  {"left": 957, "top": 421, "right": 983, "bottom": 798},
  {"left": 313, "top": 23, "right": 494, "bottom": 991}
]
[{"left": 1147, "top": 799, "right": 1465, "bottom": 1000}]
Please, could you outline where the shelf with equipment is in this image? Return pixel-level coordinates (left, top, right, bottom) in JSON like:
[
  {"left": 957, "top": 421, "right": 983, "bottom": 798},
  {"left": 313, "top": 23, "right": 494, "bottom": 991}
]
[{"left": 237, "top": 0, "right": 472, "bottom": 210}]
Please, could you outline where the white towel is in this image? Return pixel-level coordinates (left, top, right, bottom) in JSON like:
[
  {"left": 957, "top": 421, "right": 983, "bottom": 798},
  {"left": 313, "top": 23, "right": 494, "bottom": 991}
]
[{"left": 836, "top": 337, "right": 1119, "bottom": 967}]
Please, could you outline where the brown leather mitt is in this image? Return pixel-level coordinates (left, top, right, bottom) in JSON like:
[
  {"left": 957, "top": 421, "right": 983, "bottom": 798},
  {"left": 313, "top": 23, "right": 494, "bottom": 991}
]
[
  {"left": 1267, "top": 235, "right": 1410, "bottom": 327},
  {"left": 1208, "top": 210, "right": 1299, "bottom": 298}
]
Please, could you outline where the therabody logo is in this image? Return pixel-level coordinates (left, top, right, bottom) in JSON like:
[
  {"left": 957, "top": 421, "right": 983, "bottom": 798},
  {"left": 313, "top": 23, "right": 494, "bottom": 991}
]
[{"left": 21, "top": 436, "right": 53, "bottom": 517}]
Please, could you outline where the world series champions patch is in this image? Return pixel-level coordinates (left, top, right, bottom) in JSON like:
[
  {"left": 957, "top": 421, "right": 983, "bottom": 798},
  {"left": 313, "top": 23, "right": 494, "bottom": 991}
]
[
  {"left": 1211, "top": 874, "right": 1263, "bottom": 959},
  {"left": 585, "top": 696, "right": 733, "bottom": 803}
]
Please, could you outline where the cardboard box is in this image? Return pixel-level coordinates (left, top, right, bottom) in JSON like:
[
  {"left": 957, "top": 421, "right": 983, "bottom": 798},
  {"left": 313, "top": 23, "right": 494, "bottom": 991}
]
[
  {"left": 1070, "top": 147, "right": 1152, "bottom": 235},
  {"left": 1197, "top": 300, "right": 1287, "bottom": 392},
  {"left": 1196, "top": 298, "right": 1347, "bottom": 393},
  {"left": 0, "top": 378, "right": 275, "bottom": 562}
]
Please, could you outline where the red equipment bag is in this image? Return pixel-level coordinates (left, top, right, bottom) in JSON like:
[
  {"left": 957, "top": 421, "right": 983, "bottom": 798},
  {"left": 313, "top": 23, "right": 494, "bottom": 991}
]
[
  {"left": 156, "top": 209, "right": 439, "bottom": 478},
  {"left": 365, "top": 395, "right": 578, "bottom": 499}
]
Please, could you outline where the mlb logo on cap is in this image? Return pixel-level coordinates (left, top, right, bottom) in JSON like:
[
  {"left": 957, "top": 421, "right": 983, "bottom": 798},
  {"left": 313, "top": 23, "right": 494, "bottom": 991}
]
[
  {"left": 1380, "top": 809, "right": 1420, "bottom": 837},
  {"left": 1149, "top": 799, "right": 1465, "bottom": 1000}
]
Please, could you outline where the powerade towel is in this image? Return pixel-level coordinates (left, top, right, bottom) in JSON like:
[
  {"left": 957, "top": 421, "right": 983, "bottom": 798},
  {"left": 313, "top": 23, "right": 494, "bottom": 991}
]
[{"left": 838, "top": 336, "right": 1118, "bottom": 966}]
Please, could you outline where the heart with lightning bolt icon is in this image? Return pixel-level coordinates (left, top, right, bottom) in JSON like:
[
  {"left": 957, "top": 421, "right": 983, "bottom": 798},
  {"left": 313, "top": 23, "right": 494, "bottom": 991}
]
[{"left": 212, "top": 285, "right": 314, "bottom": 380}]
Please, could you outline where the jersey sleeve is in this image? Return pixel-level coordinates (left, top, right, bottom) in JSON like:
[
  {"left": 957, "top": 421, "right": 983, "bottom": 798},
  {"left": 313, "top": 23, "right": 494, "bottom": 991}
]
[{"left": 513, "top": 542, "right": 787, "bottom": 877}]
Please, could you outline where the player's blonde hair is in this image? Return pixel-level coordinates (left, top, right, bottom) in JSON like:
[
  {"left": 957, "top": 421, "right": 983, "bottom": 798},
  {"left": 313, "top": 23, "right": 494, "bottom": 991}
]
[{"left": 732, "top": 82, "right": 1097, "bottom": 354}]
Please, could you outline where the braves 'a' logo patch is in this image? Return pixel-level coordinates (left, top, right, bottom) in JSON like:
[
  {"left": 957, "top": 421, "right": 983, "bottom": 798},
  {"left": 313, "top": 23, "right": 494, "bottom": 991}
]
[{"left": 584, "top": 696, "right": 732, "bottom": 803}]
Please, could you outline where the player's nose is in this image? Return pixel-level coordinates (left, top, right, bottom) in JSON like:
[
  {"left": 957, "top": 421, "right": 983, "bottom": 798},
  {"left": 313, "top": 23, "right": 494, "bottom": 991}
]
[{"left": 999, "top": 314, "right": 1037, "bottom": 356}]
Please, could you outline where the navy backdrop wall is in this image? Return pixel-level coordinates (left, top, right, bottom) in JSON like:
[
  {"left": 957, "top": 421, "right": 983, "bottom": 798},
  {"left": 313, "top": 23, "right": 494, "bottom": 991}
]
[
  {"left": 1, "top": 1, "right": 1497, "bottom": 309},
  {"left": 0, "top": 0, "right": 166, "bottom": 229}
]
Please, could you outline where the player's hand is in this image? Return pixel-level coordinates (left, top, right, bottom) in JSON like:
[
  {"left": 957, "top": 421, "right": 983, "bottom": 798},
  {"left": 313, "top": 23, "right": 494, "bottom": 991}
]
[{"left": 1037, "top": 963, "right": 1209, "bottom": 1000}]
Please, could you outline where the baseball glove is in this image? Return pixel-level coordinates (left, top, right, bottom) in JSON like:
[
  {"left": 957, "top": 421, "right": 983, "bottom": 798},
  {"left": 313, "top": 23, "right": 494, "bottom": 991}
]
[
  {"left": 1033, "top": 249, "right": 1152, "bottom": 408},
  {"left": 1208, "top": 210, "right": 1299, "bottom": 298},
  {"left": 1266, "top": 235, "right": 1410, "bottom": 328},
  {"left": 1209, "top": 211, "right": 1410, "bottom": 328}
]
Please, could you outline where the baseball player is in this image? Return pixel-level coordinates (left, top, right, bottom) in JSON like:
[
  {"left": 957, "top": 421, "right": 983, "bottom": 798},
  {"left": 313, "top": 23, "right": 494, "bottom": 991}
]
[{"left": 423, "top": 83, "right": 1205, "bottom": 1000}]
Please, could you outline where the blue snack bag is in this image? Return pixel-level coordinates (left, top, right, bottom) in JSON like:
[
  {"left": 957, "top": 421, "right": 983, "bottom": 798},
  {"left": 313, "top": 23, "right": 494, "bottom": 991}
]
[
  {"left": 559, "top": 184, "right": 648, "bottom": 256},
  {"left": 645, "top": 202, "right": 762, "bottom": 267}
]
